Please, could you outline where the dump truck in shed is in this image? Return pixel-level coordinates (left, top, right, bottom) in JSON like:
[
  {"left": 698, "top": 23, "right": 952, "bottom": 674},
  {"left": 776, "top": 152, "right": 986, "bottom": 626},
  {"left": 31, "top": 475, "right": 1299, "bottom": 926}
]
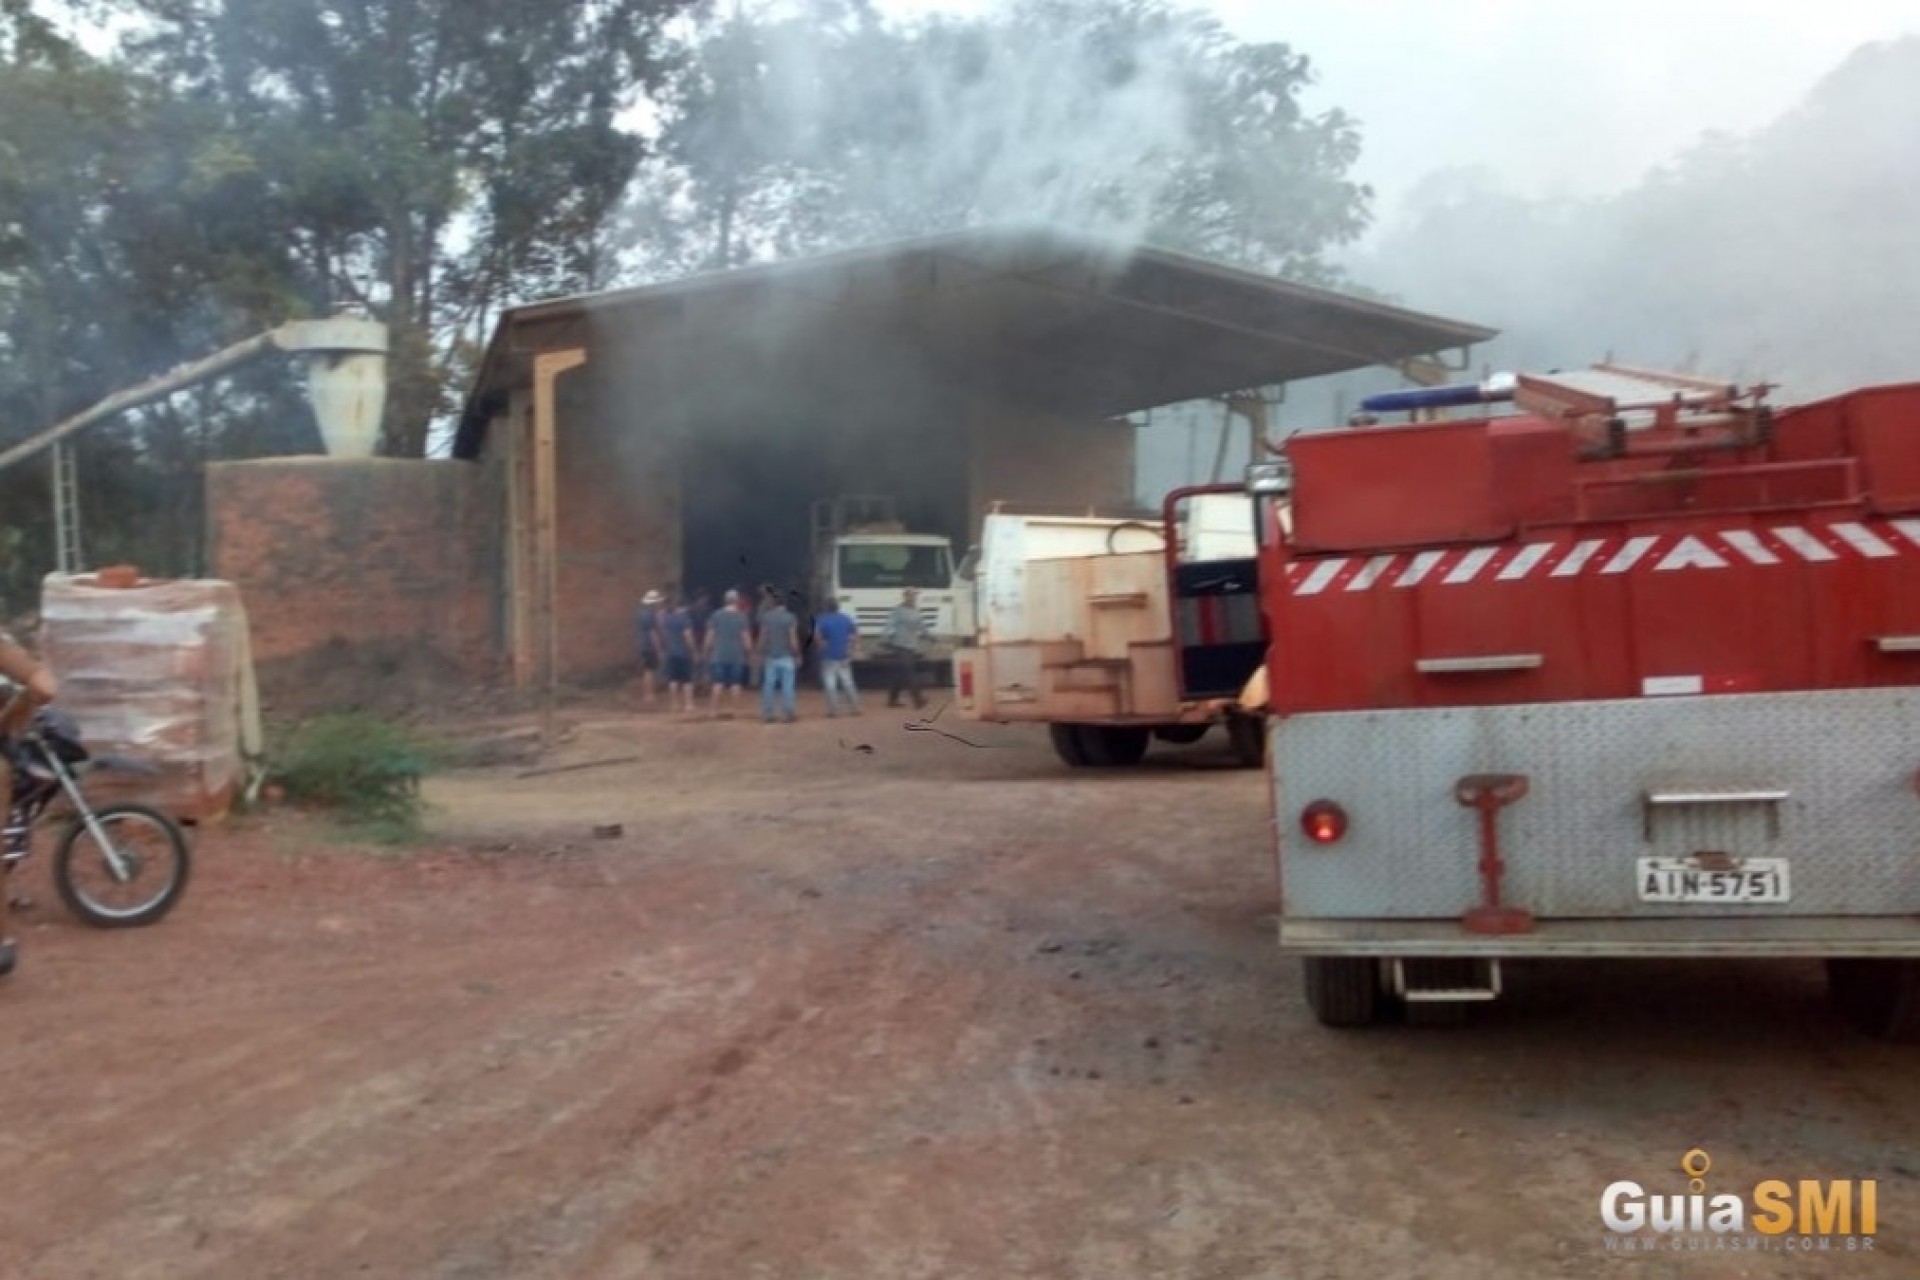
[
  {"left": 805, "top": 494, "right": 973, "bottom": 683},
  {"left": 1250, "top": 365, "right": 1920, "bottom": 1039}
]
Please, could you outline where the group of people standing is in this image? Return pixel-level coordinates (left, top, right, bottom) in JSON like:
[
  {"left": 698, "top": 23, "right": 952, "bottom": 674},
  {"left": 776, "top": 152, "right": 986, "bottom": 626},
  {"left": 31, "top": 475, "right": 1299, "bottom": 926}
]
[{"left": 634, "top": 584, "right": 931, "bottom": 723}]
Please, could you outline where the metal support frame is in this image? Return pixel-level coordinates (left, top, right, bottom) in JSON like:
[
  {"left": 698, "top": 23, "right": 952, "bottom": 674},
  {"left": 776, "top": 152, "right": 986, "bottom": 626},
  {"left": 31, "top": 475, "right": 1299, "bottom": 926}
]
[
  {"left": 51, "top": 441, "right": 83, "bottom": 575},
  {"left": 0, "top": 316, "right": 387, "bottom": 580},
  {"left": 1213, "top": 388, "right": 1282, "bottom": 484}
]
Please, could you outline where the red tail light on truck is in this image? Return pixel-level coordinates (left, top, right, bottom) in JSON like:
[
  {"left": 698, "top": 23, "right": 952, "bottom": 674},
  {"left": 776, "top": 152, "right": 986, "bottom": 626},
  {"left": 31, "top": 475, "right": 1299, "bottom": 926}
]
[{"left": 1300, "top": 800, "right": 1349, "bottom": 845}]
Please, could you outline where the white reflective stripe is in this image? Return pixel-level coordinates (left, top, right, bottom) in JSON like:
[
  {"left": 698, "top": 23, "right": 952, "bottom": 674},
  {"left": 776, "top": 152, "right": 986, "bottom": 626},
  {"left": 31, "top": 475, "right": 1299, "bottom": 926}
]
[
  {"left": 1394, "top": 550, "right": 1446, "bottom": 587},
  {"left": 1442, "top": 546, "right": 1499, "bottom": 584},
  {"left": 1831, "top": 521, "right": 1898, "bottom": 558},
  {"left": 1496, "top": 543, "right": 1553, "bottom": 580},
  {"left": 1600, "top": 535, "right": 1659, "bottom": 574},
  {"left": 1653, "top": 535, "right": 1728, "bottom": 571},
  {"left": 1287, "top": 519, "right": 1913, "bottom": 594},
  {"left": 1550, "top": 539, "right": 1607, "bottom": 577},
  {"left": 1346, "top": 554, "right": 1397, "bottom": 591},
  {"left": 1771, "top": 526, "right": 1837, "bottom": 561},
  {"left": 1718, "top": 529, "right": 1780, "bottom": 565},
  {"left": 1295, "top": 559, "right": 1347, "bottom": 595}
]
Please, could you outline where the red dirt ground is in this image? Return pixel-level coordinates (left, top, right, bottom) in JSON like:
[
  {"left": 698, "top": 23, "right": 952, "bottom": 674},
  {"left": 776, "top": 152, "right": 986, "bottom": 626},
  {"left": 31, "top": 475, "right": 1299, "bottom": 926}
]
[{"left": 0, "top": 692, "right": 1914, "bottom": 1278}]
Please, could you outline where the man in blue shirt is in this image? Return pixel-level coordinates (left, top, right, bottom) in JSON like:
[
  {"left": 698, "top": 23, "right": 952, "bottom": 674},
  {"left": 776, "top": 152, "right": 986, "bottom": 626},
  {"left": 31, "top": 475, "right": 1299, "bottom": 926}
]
[{"left": 813, "top": 596, "right": 861, "bottom": 717}]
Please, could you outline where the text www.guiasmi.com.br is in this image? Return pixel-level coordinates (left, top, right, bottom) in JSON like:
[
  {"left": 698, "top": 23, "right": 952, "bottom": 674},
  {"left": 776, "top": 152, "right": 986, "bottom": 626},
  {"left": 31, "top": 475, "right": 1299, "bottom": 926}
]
[{"left": 1604, "top": 1234, "right": 1875, "bottom": 1254}]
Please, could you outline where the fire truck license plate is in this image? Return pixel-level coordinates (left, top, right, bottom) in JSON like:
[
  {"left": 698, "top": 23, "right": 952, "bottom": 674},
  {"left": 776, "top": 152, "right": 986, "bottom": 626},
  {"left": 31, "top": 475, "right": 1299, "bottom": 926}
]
[{"left": 1636, "top": 857, "right": 1791, "bottom": 904}]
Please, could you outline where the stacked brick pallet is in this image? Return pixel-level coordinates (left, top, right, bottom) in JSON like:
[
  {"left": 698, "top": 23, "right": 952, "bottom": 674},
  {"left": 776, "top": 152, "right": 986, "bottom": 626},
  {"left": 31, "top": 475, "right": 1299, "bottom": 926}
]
[{"left": 40, "top": 571, "right": 261, "bottom": 821}]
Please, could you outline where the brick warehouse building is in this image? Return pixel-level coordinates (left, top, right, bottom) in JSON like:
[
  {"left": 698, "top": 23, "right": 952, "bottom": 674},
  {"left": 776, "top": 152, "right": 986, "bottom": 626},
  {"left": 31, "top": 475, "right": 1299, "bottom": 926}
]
[{"left": 209, "top": 228, "right": 1491, "bottom": 696}]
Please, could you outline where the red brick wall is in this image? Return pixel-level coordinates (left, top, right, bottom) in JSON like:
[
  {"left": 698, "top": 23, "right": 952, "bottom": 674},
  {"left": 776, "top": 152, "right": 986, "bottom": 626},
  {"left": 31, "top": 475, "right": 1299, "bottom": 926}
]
[
  {"left": 206, "top": 457, "right": 493, "bottom": 675},
  {"left": 553, "top": 372, "right": 681, "bottom": 682},
  {"left": 472, "top": 368, "right": 680, "bottom": 685},
  {"left": 968, "top": 404, "right": 1139, "bottom": 535},
  {"left": 205, "top": 391, "right": 1139, "bottom": 694}
]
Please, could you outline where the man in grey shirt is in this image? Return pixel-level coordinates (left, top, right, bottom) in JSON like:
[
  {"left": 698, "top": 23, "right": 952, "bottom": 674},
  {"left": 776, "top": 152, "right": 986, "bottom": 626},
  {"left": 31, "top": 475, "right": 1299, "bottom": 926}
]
[
  {"left": 702, "top": 589, "right": 755, "bottom": 718},
  {"left": 883, "top": 586, "right": 929, "bottom": 709},
  {"left": 758, "top": 595, "right": 801, "bottom": 723}
]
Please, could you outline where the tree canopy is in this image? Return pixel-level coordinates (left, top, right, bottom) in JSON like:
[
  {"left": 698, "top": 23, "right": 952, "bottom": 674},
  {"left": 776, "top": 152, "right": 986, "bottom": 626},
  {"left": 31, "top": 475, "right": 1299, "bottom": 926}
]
[
  {"left": 0, "top": 0, "right": 1377, "bottom": 606},
  {"left": 111, "top": 0, "right": 692, "bottom": 455},
  {"left": 0, "top": 7, "right": 315, "bottom": 605}
]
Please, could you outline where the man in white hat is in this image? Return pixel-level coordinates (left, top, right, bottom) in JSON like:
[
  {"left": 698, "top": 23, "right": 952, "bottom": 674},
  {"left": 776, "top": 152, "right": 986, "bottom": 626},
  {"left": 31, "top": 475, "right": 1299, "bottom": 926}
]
[{"left": 635, "top": 588, "right": 666, "bottom": 705}]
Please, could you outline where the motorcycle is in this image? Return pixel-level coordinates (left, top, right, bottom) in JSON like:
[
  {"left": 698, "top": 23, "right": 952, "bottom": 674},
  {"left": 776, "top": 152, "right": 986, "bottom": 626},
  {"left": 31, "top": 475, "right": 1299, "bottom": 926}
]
[{"left": 3, "top": 703, "right": 192, "bottom": 930}]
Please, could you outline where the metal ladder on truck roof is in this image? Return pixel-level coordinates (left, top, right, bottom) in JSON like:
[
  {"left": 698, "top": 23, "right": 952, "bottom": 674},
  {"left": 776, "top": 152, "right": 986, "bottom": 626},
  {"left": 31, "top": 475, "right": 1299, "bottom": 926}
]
[{"left": 1514, "top": 364, "right": 1773, "bottom": 461}]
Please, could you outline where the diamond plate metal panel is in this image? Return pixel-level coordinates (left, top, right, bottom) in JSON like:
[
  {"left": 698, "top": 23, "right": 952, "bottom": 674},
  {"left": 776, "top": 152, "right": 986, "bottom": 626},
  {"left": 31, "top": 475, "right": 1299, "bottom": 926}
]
[{"left": 1273, "top": 688, "right": 1920, "bottom": 921}]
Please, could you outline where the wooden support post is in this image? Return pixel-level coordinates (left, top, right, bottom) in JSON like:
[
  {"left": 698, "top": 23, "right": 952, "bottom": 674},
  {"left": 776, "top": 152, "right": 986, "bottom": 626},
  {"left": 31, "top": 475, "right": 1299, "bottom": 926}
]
[
  {"left": 504, "top": 390, "right": 533, "bottom": 692},
  {"left": 531, "top": 349, "right": 587, "bottom": 746}
]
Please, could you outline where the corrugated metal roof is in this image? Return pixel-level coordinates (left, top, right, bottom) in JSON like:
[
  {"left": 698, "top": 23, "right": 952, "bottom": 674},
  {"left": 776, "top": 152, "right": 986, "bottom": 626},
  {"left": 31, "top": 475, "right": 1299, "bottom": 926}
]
[{"left": 454, "top": 225, "right": 1495, "bottom": 458}]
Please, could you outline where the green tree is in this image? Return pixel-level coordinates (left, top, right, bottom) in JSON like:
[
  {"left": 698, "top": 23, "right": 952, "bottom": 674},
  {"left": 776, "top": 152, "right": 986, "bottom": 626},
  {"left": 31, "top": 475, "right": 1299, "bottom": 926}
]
[
  {"left": 113, "top": 0, "right": 694, "bottom": 455},
  {"left": 0, "top": 5, "right": 313, "bottom": 607},
  {"left": 625, "top": 0, "right": 1371, "bottom": 283}
]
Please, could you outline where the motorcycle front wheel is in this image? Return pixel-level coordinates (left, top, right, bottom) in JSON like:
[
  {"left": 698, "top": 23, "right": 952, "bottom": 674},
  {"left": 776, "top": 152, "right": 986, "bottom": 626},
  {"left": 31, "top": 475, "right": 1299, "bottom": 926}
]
[{"left": 53, "top": 803, "right": 191, "bottom": 928}]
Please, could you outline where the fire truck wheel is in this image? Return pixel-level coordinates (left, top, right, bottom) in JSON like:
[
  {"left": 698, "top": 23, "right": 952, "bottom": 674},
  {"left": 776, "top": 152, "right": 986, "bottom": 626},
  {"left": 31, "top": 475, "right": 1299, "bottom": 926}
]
[
  {"left": 1078, "top": 726, "right": 1150, "bottom": 767},
  {"left": 1303, "top": 956, "right": 1378, "bottom": 1028},
  {"left": 1048, "top": 724, "right": 1093, "bottom": 768},
  {"left": 1152, "top": 724, "right": 1209, "bottom": 746},
  {"left": 1825, "top": 958, "right": 1920, "bottom": 1043},
  {"left": 1225, "top": 712, "right": 1265, "bottom": 769}
]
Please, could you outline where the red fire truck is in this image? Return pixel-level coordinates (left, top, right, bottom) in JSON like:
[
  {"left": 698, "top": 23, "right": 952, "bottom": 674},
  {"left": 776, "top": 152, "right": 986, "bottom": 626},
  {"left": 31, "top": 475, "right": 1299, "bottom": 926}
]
[{"left": 1252, "top": 366, "right": 1920, "bottom": 1039}]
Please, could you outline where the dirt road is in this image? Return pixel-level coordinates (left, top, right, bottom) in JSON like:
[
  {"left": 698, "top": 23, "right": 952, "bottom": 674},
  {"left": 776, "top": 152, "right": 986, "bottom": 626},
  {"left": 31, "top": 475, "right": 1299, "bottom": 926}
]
[{"left": 0, "top": 696, "right": 1913, "bottom": 1278}]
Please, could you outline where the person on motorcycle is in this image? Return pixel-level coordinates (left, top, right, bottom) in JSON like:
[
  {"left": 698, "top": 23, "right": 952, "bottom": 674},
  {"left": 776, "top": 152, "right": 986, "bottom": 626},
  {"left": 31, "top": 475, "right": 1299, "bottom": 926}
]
[{"left": 0, "top": 629, "right": 58, "bottom": 977}]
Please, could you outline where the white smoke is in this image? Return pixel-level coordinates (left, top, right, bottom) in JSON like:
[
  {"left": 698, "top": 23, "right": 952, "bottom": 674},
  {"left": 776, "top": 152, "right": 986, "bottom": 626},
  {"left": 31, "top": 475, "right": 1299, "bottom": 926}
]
[
  {"left": 1351, "top": 37, "right": 1920, "bottom": 405},
  {"left": 835, "top": 11, "right": 1201, "bottom": 251}
]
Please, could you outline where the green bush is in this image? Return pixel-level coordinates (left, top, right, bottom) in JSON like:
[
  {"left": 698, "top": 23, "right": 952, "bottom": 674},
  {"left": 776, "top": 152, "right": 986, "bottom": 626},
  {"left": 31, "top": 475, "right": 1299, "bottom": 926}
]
[{"left": 272, "top": 712, "right": 430, "bottom": 840}]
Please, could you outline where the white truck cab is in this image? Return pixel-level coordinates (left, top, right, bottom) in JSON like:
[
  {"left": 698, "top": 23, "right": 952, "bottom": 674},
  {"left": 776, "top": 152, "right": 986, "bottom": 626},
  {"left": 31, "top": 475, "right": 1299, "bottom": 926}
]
[
  {"left": 809, "top": 497, "right": 970, "bottom": 664},
  {"left": 828, "top": 532, "right": 965, "bottom": 655}
]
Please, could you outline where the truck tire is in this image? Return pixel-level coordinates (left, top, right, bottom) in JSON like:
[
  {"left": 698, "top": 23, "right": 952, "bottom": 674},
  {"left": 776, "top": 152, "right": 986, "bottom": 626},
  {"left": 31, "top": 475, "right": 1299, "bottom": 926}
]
[
  {"left": 1303, "top": 956, "right": 1378, "bottom": 1028},
  {"left": 1226, "top": 712, "right": 1265, "bottom": 769},
  {"left": 1826, "top": 958, "right": 1920, "bottom": 1042},
  {"left": 1152, "top": 724, "right": 1209, "bottom": 745},
  {"left": 1048, "top": 723, "right": 1092, "bottom": 768},
  {"left": 1077, "top": 725, "right": 1150, "bottom": 767}
]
